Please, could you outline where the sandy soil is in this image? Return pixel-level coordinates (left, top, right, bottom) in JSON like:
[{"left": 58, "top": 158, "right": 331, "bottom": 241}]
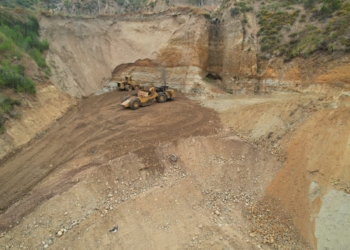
[
  {"left": 0, "top": 91, "right": 218, "bottom": 226},
  {"left": 197, "top": 92, "right": 350, "bottom": 249},
  {"left": 1, "top": 89, "right": 349, "bottom": 249},
  {"left": 0, "top": 84, "right": 74, "bottom": 160},
  {"left": 0, "top": 89, "right": 291, "bottom": 250}
]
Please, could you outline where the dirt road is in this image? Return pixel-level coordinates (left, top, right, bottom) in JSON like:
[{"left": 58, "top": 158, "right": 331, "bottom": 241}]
[{"left": 0, "top": 90, "right": 220, "bottom": 232}]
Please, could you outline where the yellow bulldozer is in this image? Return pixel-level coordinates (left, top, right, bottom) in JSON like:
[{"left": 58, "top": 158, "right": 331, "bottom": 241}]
[
  {"left": 121, "top": 85, "right": 175, "bottom": 110},
  {"left": 117, "top": 76, "right": 142, "bottom": 91}
]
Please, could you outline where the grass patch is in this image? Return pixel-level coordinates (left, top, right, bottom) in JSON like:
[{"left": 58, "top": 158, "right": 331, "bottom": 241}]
[
  {"left": 0, "top": 8, "right": 50, "bottom": 69},
  {"left": 0, "top": 95, "right": 21, "bottom": 134},
  {"left": 0, "top": 62, "right": 36, "bottom": 93},
  {"left": 0, "top": 7, "right": 49, "bottom": 132}
]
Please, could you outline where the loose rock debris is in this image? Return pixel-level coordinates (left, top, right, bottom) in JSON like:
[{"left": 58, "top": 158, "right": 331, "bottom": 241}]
[
  {"left": 169, "top": 154, "right": 178, "bottom": 162},
  {"left": 109, "top": 226, "right": 118, "bottom": 233}
]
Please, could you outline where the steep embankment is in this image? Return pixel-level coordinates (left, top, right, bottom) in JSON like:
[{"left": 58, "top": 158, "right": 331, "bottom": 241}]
[
  {"left": 0, "top": 7, "right": 75, "bottom": 159},
  {"left": 206, "top": 1, "right": 350, "bottom": 96},
  {"left": 39, "top": 9, "right": 215, "bottom": 97},
  {"left": 0, "top": 84, "right": 74, "bottom": 159}
]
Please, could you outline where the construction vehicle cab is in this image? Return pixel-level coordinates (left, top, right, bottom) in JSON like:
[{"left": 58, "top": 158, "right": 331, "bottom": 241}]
[{"left": 117, "top": 75, "right": 142, "bottom": 91}]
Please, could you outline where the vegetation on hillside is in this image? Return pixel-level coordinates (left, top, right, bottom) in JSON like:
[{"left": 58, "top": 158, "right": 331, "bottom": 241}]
[
  {"left": 254, "top": 0, "right": 350, "bottom": 60},
  {"left": 0, "top": 7, "right": 50, "bottom": 133},
  {"left": 60, "top": 0, "right": 148, "bottom": 15},
  {"left": 217, "top": 0, "right": 350, "bottom": 60},
  {"left": 0, "top": 0, "right": 38, "bottom": 10}
]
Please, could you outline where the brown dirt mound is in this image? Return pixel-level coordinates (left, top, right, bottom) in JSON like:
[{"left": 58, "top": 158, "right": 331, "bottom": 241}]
[{"left": 0, "top": 90, "right": 220, "bottom": 233}]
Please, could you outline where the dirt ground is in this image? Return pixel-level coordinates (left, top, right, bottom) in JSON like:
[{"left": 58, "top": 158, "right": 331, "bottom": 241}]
[
  {"left": 1, "top": 89, "right": 349, "bottom": 249},
  {"left": 0, "top": 90, "right": 284, "bottom": 250},
  {"left": 197, "top": 92, "right": 350, "bottom": 249},
  {"left": 0, "top": 91, "right": 218, "bottom": 225}
]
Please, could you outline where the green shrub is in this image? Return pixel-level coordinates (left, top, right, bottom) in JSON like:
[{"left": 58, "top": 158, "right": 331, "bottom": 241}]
[
  {"left": 258, "top": 9, "right": 300, "bottom": 54},
  {"left": 304, "top": 0, "right": 317, "bottom": 9},
  {"left": 0, "top": 36, "right": 14, "bottom": 53},
  {"left": 29, "top": 48, "right": 48, "bottom": 68},
  {"left": 230, "top": 1, "right": 253, "bottom": 19},
  {"left": 0, "top": 97, "right": 21, "bottom": 112},
  {"left": 203, "top": 77, "right": 214, "bottom": 83},
  {"left": 235, "top": 2, "right": 253, "bottom": 13},
  {"left": 230, "top": 7, "right": 240, "bottom": 17},
  {"left": 0, "top": 9, "right": 49, "bottom": 68},
  {"left": 0, "top": 95, "right": 22, "bottom": 134},
  {"left": 0, "top": 8, "right": 49, "bottom": 96},
  {"left": 0, "top": 7, "right": 48, "bottom": 133},
  {"left": 0, "top": 63, "right": 36, "bottom": 93}
]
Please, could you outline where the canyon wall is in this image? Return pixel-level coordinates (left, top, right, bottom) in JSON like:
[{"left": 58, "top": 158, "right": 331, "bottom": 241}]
[
  {"left": 41, "top": 9, "right": 350, "bottom": 99},
  {"left": 40, "top": 11, "right": 214, "bottom": 97},
  {"left": 207, "top": 11, "right": 350, "bottom": 96}
]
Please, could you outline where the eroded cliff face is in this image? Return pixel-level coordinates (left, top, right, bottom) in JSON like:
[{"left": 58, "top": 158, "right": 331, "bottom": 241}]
[
  {"left": 207, "top": 11, "right": 350, "bottom": 97},
  {"left": 207, "top": 16, "right": 258, "bottom": 90},
  {"left": 41, "top": 8, "right": 350, "bottom": 99},
  {"left": 40, "top": 11, "right": 215, "bottom": 97}
]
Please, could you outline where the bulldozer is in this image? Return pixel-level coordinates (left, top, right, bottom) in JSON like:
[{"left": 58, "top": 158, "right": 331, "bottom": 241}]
[
  {"left": 117, "top": 76, "right": 142, "bottom": 91},
  {"left": 121, "top": 85, "right": 175, "bottom": 110}
]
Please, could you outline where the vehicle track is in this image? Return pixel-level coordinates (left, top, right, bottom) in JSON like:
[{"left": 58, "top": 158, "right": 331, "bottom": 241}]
[{"left": 0, "top": 90, "right": 221, "bottom": 232}]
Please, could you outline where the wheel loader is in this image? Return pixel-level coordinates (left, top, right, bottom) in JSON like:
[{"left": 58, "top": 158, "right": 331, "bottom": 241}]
[
  {"left": 117, "top": 76, "right": 142, "bottom": 91},
  {"left": 121, "top": 85, "right": 175, "bottom": 110}
]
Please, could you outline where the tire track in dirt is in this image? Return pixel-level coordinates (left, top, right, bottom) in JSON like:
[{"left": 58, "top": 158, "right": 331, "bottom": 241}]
[
  {"left": 0, "top": 90, "right": 221, "bottom": 233},
  {"left": 0, "top": 162, "right": 100, "bottom": 232}
]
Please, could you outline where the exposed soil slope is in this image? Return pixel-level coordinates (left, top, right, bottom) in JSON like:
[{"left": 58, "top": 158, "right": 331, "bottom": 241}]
[
  {"left": 0, "top": 83, "right": 74, "bottom": 160},
  {"left": 199, "top": 93, "right": 350, "bottom": 249},
  {"left": 0, "top": 89, "right": 304, "bottom": 250},
  {"left": 0, "top": 90, "right": 219, "bottom": 232}
]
